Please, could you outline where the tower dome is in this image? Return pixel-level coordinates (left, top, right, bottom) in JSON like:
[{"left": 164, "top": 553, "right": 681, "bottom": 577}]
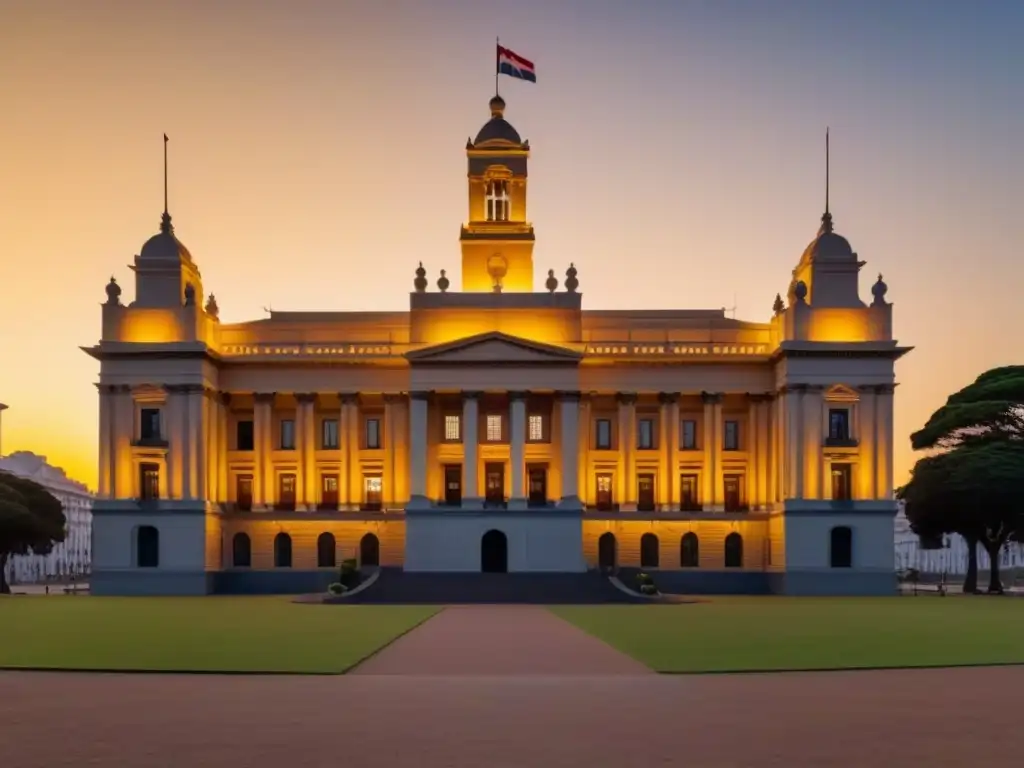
[
  {"left": 472, "top": 95, "right": 523, "bottom": 146},
  {"left": 139, "top": 212, "right": 193, "bottom": 264}
]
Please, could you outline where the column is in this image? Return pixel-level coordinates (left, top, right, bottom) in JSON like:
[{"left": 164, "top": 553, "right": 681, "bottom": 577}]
[
  {"left": 205, "top": 390, "right": 217, "bottom": 503},
  {"left": 577, "top": 396, "right": 591, "bottom": 507},
  {"left": 462, "top": 391, "right": 480, "bottom": 501},
  {"left": 668, "top": 394, "right": 680, "bottom": 509},
  {"left": 113, "top": 385, "right": 134, "bottom": 499},
  {"left": 253, "top": 392, "right": 275, "bottom": 509},
  {"left": 163, "top": 385, "right": 185, "bottom": 499},
  {"left": 712, "top": 396, "right": 724, "bottom": 508},
  {"left": 876, "top": 383, "right": 895, "bottom": 499},
  {"left": 558, "top": 391, "right": 581, "bottom": 506},
  {"left": 747, "top": 395, "right": 760, "bottom": 509},
  {"left": 218, "top": 393, "right": 230, "bottom": 504},
  {"left": 802, "top": 385, "right": 824, "bottom": 499},
  {"left": 757, "top": 396, "right": 771, "bottom": 509},
  {"left": 409, "top": 391, "right": 429, "bottom": 506},
  {"left": 856, "top": 385, "right": 877, "bottom": 499},
  {"left": 337, "top": 394, "right": 350, "bottom": 509},
  {"left": 616, "top": 392, "right": 636, "bottom": 508},
  {"left": 509, "top": 391, "right": 527, "bottom": 507},
  {"left": 296, "top": 393, "right": 316, "bottom": 510},
  {"left": 96, "top": 385, "right": 113, "bottom": 498},
  {"left": 384, "top": 394, "right": 401, "bottom": 510},
  {"left": 700, "top": 392, "right": 721, "bottom": 509},
  {"left": 784, "top": 385, "right": 805, "bottom": 500},
  {"left": 658, "top": 393, "right": 676, "bottom": 510},
  {"left": 189, "top": 386, "right": 205, "bottom": 501}
]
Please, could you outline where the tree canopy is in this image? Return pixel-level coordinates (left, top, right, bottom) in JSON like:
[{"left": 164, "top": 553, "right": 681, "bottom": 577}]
[
  {"left": 911, "top": 365, "right": 1024, "bottom": 450},
  {"left": 0, "top": 471, "right": 66, "bottom": 594}
]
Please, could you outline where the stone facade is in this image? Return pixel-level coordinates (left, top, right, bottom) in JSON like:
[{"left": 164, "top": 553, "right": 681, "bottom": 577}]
[{"left": 85, "top": 96, "right": 910, "bottom": 596}]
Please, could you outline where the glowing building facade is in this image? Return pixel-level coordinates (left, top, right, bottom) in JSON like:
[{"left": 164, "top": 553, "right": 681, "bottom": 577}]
[{"left": 86, "top": 96, "right": 910, "bottom": 596}]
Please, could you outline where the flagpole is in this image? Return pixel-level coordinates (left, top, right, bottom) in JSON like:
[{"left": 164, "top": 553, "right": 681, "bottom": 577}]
[
  {"left": 163, "top": 133, "right": 169, "bottom": 215},
  {"left": 495, "top": 36, "right": 500, "bottom": 97}
]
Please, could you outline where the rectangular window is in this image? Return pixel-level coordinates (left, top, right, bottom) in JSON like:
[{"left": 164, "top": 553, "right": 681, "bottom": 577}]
[
  {"left": 365, "top": 418, "right": 381, "bottom": 449},
  {"left": 320, "top": 474, "right": 338, "bottom": 510},
  {"left": 528, "top": 466, "right": 547, "bottom": 504},
  {"left": 595, "top": 418, "right": 612, "bottom": 450},
  {"left": 724, "top": 420, "right": 740, "bottom": 451},
  {"left": 321, "top": 419, "right": 339, "bottom": 449},
  {"left": 828, "top": 409, "right": 850, "bottom": 441},
  {"left": 236, "top": 475, "right": 253, "bottom": 511},
  {"left": 637, "top": 473, "right": 655, "bottom": 512},
  {"left": 139, "top": 463, "right": 160, "bottom": 500},
  {"left": 444, "top": 414, "right": 461, "bottom": 441},
  {"left": 724, "top": 474, "right": 744, "bottom": 512},
  {"left": 638, "top": 418, "right": 655, "bottom": 449},
  {"left": 236, "top": 420, "right": 255, "bottom": 451},
  {"left": 486, "top": 414, "right": 502, "bottom": 442},
  {"left": 277, "top": 474, "right": 296, "bottom": 511},
  {"left": 831, "top": 463, "right": 853, "bottom": 501},
  {"left": 681, "top": 419, "right": 697, "bottom": 450},
  {"left": 280, "top": 419, "right": 295, "bottom": 450},
  {"left": 528, "top": 414, "right": 544, "bottom": 442},
  {"left": 680, "top": 474, "right": 700, "bottom": 511},
  {"left": 595, "top": 473, "right": 614, "bottom": 511},
  {"left": 364, "top": 475, "right": 383, "bottom": 511},
  {"left": 140, "top": 408, "right": 161, "bottom": 440}
]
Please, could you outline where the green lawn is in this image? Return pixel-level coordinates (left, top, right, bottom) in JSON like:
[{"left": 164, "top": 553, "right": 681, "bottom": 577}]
[
  {"left": 0, "top": 597, "right": 437, "bottom": 674},
  {"left": 553, "top": 597, "right": 1024, "bottom": 673}
]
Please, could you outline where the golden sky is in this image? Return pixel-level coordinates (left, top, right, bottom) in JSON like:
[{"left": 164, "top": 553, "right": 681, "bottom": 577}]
[{"left": 1, "top": 0, "right": 1022, "bottom": 489}]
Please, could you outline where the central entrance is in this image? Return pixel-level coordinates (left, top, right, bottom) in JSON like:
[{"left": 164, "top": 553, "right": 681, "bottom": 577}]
[{"left": 481, "top": 529, "right": 508, "bottom": 573}]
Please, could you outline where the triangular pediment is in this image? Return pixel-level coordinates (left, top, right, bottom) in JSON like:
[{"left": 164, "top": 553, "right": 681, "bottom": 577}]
[{"left": 405, "top": 332, "right": 582, "bottom": 365}]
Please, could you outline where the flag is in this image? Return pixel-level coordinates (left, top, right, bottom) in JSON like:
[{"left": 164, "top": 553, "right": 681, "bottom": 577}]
[{"left": 497, "top": 45, "right": 536, "bottom": 83}]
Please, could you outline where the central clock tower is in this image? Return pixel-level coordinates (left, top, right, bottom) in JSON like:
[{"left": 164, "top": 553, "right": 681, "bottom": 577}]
[{"left": 460, "top": 95, "right": 536, "bottom": 293}]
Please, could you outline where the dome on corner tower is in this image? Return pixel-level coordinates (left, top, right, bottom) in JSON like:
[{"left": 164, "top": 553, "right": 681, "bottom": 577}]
[
  {"left": 798, "top": 212, "right": 855, "bottom": 265},
  {"left": 139, "top": 212, "right": 193, "bottom": 264},
  {"left": 473, "top": 95, "right": 522, "bottom": 146}
]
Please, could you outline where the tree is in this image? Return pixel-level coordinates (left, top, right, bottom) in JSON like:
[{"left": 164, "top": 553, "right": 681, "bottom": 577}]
[
  {"left": 0, "top": 471, "right": 66, "bottom": 594},
  {"left": 911, "top": 366, "right": 1024, "bottom": 450}
]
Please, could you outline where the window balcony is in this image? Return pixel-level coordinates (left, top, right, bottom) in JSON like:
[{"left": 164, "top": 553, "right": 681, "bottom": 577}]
[
  {"left": 132, "top": 436, "right": 169, "bottom": 448},
  {"left": 824, "top": 436, "right": 859, "bottom": 448}
]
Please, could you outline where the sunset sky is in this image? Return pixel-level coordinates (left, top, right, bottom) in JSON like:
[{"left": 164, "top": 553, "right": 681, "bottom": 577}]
[{"left": 1, "top": 0, "right": 1021, "bottom": 489}]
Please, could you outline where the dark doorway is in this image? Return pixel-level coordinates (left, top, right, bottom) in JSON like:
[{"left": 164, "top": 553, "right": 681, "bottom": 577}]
[
  {"left": 232, "top": 532, "right": 251, "bottom": 567},
  {"left": 596, "top": 473, "right": 614, "bottom": 511},
  {"left": 640, "top": 532, "right": 660, "bottom": 568},
  {"left": 830, "top": 526, "right": 853, "bottom": 568},
  {"left": 528, "top": 466, "right": 547, "bottom": 505},
  {"left": 317, "top": 532, "right": 336, "bottom": 567},
  {"left": 637, "top": 473, "right": 655, "bottom": 512},
  {"left": 598, "top": 532, "right": 617, "bottom": 569},
  {"left": 360, "top": 533, "right": 380, "bottom": 567},
  {"left": 485, "top": 462, "right": 505, "bottom": 507},
  {"left": 136, "top": 526, "right": 159, "bottom": 567},
  {"left": 481, "top": 529, "right": 508, "bottom": 573},
  {"left": 444, "top": 465, "right": 462, "bottom": 506}
]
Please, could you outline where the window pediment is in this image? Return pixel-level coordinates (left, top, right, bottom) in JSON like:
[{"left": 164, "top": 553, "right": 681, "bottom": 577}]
[{"left": 405, "top": 331, "right": 582, "bottom": 366}]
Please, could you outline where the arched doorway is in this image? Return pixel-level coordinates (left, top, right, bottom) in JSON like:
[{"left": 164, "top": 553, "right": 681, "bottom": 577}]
[
  {"left": 598, "top": 532, "right": 617, "bottom": 570},
  {"left": 360, "top": 533, "right": 380, "bottom": 567},
  {"left": 481, "top": 529, "right": 508, "bottom": 573},
  {"left": 640, "top": 532, "right": 659, "bottom": 568}
]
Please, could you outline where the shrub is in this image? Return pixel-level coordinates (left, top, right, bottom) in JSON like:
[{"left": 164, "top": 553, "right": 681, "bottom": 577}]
[
  {"left": 339, "top": 559, "right": 361, "bottom": 589},
  {"left": 639, "top": 583, "right": 658, "bottom": 596},
  {"left": 327, "top": 582, "right": 347, "bottom": 596},
  {"left": 636, "top": 572, "right": 654, "bottom": 587}
]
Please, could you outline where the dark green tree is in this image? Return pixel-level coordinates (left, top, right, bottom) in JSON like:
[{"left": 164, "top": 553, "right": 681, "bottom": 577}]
[
  {"left": 0, "top": 471, "right": 66, "bottom": 594},
  {"left": 911, "top": 365, "right": 1024, "bottom": 450}
]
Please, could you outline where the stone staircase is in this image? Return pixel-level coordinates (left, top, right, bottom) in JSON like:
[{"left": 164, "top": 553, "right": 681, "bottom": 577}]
[{"left": 343, "top": 567, "right": 647, "bottom": 604}]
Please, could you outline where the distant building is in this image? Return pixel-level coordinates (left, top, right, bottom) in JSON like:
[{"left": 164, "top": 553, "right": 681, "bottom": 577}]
[
  {"left": 894, "top": 502, "right": 1023, "bottom": 576},
  {"left": 0, "top": 451, "right": 93, "bottom": 583}
]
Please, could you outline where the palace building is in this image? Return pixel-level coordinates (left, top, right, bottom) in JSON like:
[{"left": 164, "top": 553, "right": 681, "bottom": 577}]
[{"left": 86, "top": 95, "right": 909, "bottom": 596}]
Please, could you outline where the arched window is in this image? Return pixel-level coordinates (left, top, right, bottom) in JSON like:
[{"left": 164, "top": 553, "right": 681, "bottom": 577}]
[
  {"left": 317, "top": 532, "right": 336, "bottom": 568},
  {"left": 360, "top": 533, "right": 380, "bottom": 567},
  {"left": 724, "top": 532, "right": 743, "bottom": 568},
  {"left": 640, "top": 533, "right": 660, "bottom": 568},
  {"left": 232, "top": 533, "right": 251, "bottom": 567},
  {"left": 274, "top": 533, "right": 292, "bottom": 568},
  {"left": 598, "top": 532, "right": 617, "bottom": 569},
  {"left": 485, "top": 178, "right": 510, "bottom": 222},
  {"left": 830, "top": 526, "right": 853, "bottom": 568},
  {"left": 136, "top": 526, "right": 159, "bottom": 568},
  {"left": 681, "top": 532, "right": 699, "bottom": 568}
]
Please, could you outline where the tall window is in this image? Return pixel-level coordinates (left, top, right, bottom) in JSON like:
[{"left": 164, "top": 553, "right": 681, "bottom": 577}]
[
  {"left": 280, "top": 419, "right": 295, "bottom": 450},
  {"left": 236, "top": 420, "right": 255, "bottom": 451},
  {"left": 485, "top": 178, "right": 510, "bottom": 222},
  {"left": 236, "top": 475, "right": 253, "bottom": 511},
  {"left": 321, "top": 418, "right": 339, "bottom": 449},
  {"left": 445, "top": 414, "right": 461, "bottom": 441},
  {"left": 595, "top": 419, "right": 612, "bottom": 450},
  {"left": 681, "top": 419, "right": 697, "bottom": 450},
  {"left": 724, "top": 420, "right": 740, "bottom": 451},
  {"left": 828, "top": 409, "right": 851, "bottom": 441},
  {"left": 365, "top": 418, "right": 381, "bottom": 449},
  {"left": 139, "top": 463, "right": 160, "bottom": 500},
  {"left": 637, "top": 419, "right": 654, "bottom": 449},
  {"left": 724, "top": 532, "right": 743, "bottom": 568},
  {"left": 140, "top": 408, "right": 161, "bottom": 440},
  {"left": 831, "top": 463, "right": 853, "bottom": 501},
  {"left": 136, "top": 525, "right": 159, "bottom": 567},
  {"left": 320, "top": 474, "right": 339, "bottom": 510},
  {"left": 486, "top": 414, "right": 502, "bottom": 442},
  {"left": 274, "top": 533, "right": 292, "bottom": 568},
  {"left": 232, "top": 533, "right": 251, "bottom": 567},
  {"left": 680, "top": 532, "right": 699, "bottom": 568},
  {"left": 277, "top": 474, "right": 296, "bottom": 511},
  {"left": 724, "top": 474, "right": 744, "bottom": 512},
  {"left": 830, "top": 526, "right": 853, "bottom": 568},
  {"left": 528, "top": 414, "right": 544, "bottom": 442},
  {"left": 680, "top": 474, "right": 700, "bottom": 511}
]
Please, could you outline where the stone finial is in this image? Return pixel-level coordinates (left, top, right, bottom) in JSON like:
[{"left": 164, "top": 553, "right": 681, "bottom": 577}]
[
  {"left": 772, "top": 293, "right": 785, "bottom": 315},
  {"left": 183, "top": 282, "right": 196, "bottom": 306},
  {"left": 545, "top": 269, "right": 558, "bottom": 293},
  {"left": 794, "top": 280, "right": 808, "bottom": 304},
  {"left": 104, "top": 276, "right": 122, "bottom": 306},
  {"left": 564, "top": 263, "right": 579, "bottom": 293},
  {"left": 205, "top": 293, "right": 220, "bottom": 318},
  {"left": 871, "top": 273, "right": 888, "bottom": 306},
  {"left": 414, "top": 262, "right": 428, "bottom": 293},
  {"left": 437, "top": 269, "right": 450, "bottom": 293}
]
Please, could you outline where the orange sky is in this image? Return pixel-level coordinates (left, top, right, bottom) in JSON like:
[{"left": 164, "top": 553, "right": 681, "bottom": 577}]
[{"left": 2, "top": 1, "right": 1022, "bottom": 490}]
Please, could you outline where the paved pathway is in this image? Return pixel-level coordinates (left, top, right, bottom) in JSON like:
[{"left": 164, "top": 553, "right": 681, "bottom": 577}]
[{"left": 352, "top": 606, "right": 652, "bottom": 675}]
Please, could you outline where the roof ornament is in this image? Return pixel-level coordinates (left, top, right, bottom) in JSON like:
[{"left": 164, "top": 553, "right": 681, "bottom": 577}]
[
  {"left": 564, "top": 263, "right": 579, "bottom": 293},
  {"left": 414, "top": 262, "right": 428, "bottom": 293},
  {"left": 160, "top": 133, "right": 174, "bottom": 234},
  {"left": 871, "top": 273, "right": 889, "bottom": 306},
  {"left": 205, "top": 293, "right": 220, "bottom": 318},
  {"left": 794, "top": 280, "right": 808, "bottom": 304},
  {"left": 818, "top": 127, "right": 834, "bottom": 235},
  {"left": 545, "top": 269, "right": 558, "bottom": 293},
  {"left": 105, "top": 276, "right": 122, "bottom": 306},
  {"left": 437, "top": 269, "right": 450, "bottom": 293},
  {"left": 183, "top": 282, "right": 196, "bottom": 307},
  {"left": 772, "top": 293, "right": 785, "bottom": 315}
]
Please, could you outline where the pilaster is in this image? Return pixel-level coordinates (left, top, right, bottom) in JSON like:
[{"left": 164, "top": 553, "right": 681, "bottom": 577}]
[
  {"left": 557, "top": 390, "right": 581, "bottom": 507},
  {"left": 462, "top": 391, "right": 481, "bottom": 502},
  {"left": 616, "top": 392, "right": 637, "bottom": 509},
  {"left": 509, "top": 391, "right": 528, "bottom": 508},
  {"left": 875, "top": 383, "right": 895, "bottom": 499},
  {"left": 577, "top": 395, "right": 592, "bottom": 507},
  {"left": 408, "top": 391, "right": 430, "bottom": 507},
  {"left": 658, "top": 392, "right": 678, "bottom": 510}
]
